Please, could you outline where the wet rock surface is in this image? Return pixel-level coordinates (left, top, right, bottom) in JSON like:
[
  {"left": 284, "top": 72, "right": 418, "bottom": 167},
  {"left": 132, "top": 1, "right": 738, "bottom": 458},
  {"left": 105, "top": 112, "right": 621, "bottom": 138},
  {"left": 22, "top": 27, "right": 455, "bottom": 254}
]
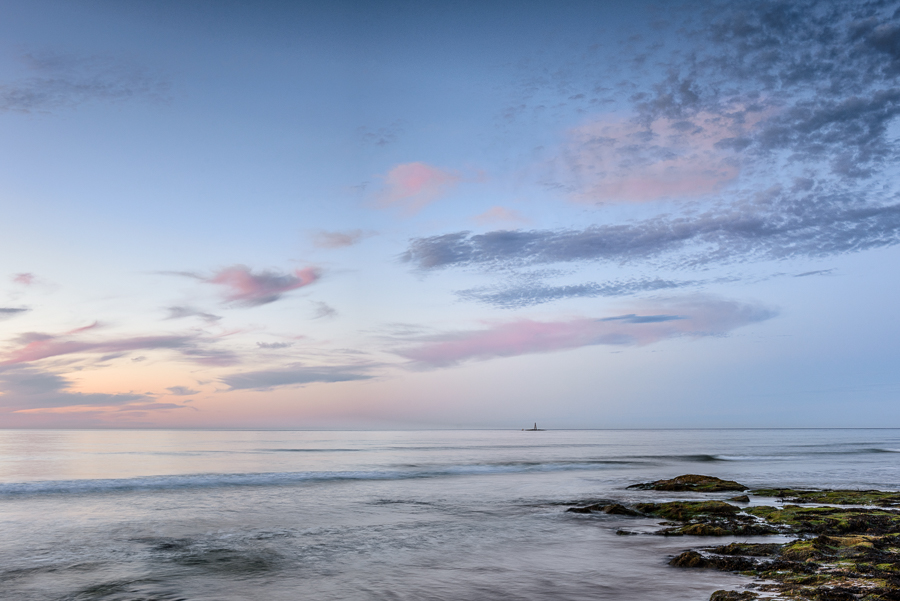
[
  {"left": 627, "top": 474, "right": 748, "bottom": 493},
  {"left": 565, "top": 502, "right": 642, "bottom": 516},
  {"left": 636, "top": 501, "right": 777, "bottom": 536},
  {"left": 751, "top": 489, "right": 900, "bottom": 508},
  {"left": 709, "top": 591, "right": 759, "bottom": 601},
  {"left": 565, "top": 475, "right": 900, "bottom": 600}
]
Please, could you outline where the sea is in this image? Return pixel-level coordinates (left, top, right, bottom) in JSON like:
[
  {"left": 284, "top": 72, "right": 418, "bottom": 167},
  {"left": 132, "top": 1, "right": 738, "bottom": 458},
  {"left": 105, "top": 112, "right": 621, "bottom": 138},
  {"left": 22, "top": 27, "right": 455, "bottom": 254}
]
[{"left": 1, "top": 428, "right": 899, "bottom": 601}]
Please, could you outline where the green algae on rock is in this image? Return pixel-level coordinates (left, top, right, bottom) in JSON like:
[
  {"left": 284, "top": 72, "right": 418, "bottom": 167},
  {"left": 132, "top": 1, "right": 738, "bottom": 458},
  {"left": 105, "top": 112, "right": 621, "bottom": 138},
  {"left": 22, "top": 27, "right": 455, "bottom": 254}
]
[
  {"left": 565, "top": 503, "right": 641, "bottom": 516},
  {"left": 563, "top": 479, "right": 900, "bottom": 599},
  {"left": 751, "top": 489, "right": 900, "bottom": 507},
  {"left": 748, "top": 505, "right": 900, "bottom": 535},
  {"left": 636, "top": 500, "right": 740, "bottom": 520},
  {"left": 709, "top": 591, "right": 759, "bottom": 601},
  {"left": 628, "top": 474, "right": 748, "bottom": 492},
  {"left": 679, "top": 534, "right": 900, "bottom": 601},
  {"left": 658, "top": 495, "right": 900, "bottom": 600},
  {"left": 707, "top": 542, "right": 781, "bottom": 557},
  {"left": 636, "top": 500, "right": 777, "bottom": 536}
]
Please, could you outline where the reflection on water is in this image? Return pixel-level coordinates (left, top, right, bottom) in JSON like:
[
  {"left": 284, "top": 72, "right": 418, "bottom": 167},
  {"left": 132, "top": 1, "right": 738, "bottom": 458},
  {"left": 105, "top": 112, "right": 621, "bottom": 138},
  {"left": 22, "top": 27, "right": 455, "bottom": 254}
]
[{"left": 1, "top": 429, "right": 898, "bottom": 600}]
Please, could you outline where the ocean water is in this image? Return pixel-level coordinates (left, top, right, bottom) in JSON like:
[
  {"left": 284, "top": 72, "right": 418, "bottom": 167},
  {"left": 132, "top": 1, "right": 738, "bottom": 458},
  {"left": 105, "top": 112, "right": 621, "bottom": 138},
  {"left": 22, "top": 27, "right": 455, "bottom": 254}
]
[{"left": 1, "top": 429, "right": 899, "bottom": 601}]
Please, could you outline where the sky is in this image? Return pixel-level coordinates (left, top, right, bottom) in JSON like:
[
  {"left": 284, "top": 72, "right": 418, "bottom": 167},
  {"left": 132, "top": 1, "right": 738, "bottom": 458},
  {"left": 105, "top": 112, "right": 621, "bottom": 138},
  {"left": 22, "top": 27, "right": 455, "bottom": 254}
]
[{"left": 1, "top": 0, "right": 900, "bottom": 429}]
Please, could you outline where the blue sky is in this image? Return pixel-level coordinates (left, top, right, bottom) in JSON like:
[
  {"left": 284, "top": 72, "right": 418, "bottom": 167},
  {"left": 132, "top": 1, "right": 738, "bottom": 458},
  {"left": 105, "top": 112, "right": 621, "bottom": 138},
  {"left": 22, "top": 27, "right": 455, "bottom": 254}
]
[{"left": 1, "top": 0, "right": 900, "bottom": 428}]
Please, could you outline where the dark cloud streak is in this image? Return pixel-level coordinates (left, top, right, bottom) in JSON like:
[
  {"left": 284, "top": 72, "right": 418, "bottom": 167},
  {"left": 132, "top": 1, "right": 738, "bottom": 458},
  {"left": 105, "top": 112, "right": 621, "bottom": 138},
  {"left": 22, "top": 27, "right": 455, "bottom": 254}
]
[
  {"left": 404, "top": 190, "right": 900, "bottom": 271},
  {"left": 0, "top": 52, "right": 169, "bottom": 113},
  {"left": 221, "top": 366, "right": 373, "bottom": 391},
  {"left": 457, "top": 278, "right": 701, "bottom": 309}
]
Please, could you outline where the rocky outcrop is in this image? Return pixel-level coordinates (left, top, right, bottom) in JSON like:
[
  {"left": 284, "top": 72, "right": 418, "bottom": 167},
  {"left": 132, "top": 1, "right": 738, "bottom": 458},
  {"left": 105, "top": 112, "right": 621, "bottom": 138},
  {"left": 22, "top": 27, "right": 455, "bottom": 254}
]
[
  {"left": 564, "top": 476, "right": 900, "bottom": 600},
  {"left": 627, "top": 474, "right": 747, "bottom": 492}
]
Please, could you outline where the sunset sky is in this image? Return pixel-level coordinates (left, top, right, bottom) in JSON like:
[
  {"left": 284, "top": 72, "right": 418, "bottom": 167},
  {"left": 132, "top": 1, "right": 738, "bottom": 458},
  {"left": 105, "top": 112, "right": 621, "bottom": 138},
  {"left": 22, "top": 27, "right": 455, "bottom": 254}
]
[{"left": 2, "top": 0, "right": 900, "bottom": 428}]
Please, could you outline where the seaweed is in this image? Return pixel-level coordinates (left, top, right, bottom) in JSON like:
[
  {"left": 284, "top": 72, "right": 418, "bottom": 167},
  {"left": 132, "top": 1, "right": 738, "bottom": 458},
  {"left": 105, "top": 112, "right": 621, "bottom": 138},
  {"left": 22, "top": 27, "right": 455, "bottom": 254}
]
[
  {"left": 748, "top": 505, "right": 900, "bottom": 535},
  {"left": 627, "top": 474, "right": 747, "bottom": 492},
  {"left": 752, "top": 489, "right": 900, "bottom": 507}
]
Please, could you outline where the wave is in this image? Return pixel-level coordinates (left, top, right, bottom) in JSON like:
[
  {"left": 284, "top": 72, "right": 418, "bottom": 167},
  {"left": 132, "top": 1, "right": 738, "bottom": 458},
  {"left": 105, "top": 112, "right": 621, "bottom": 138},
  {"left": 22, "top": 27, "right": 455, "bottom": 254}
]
[{"left": 0, "top": 460, "right": 638, "bottom": 497}]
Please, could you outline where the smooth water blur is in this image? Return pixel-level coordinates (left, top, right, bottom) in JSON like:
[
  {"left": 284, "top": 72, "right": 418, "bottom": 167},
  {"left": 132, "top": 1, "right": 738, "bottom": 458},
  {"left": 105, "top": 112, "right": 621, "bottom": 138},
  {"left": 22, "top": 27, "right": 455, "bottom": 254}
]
[{"left": 1, "top": 429, "right": 899, "bottom": 600}]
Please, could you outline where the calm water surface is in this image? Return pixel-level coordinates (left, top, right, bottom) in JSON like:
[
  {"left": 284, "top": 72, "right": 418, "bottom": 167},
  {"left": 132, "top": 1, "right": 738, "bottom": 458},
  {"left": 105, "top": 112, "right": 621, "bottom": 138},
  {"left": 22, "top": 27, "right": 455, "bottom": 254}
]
[{"left": 1, "top": 429, "right": 899, "bottom": 600}]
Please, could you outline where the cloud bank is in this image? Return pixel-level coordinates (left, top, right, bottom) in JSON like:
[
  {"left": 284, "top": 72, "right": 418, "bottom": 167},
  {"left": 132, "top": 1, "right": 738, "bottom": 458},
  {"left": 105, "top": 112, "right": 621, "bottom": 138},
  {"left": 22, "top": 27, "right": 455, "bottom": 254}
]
[
  {"left": 0, "top": 307, "right": 28, "bottom": 320},
  {"left": 404, "top": 189, "right": 900, "bottom": 271},
  {"left": 396, "top": 297, "right": 775, "bottom": 367},
  {"left": 221, "top": 365, "right": 373, "bottom": 391},
  {"left": 458, "top": 278, "right": 705, "bottom": 309},
  {"left": 0, "top": 367, "right": 151, "bottom": 411}
]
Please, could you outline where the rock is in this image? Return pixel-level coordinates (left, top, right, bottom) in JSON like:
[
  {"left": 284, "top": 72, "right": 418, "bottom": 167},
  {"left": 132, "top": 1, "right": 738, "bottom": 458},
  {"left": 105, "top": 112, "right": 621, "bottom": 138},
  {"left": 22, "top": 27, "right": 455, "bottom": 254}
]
[
  {"left": 748, "top": 505, "right": 900, "bottom": 535},
  {"left": 669, "top": 550, "right": 707, "bottom": 567},
  {"left": 567, "top": 502, "right": 643, "bottom": 515},
  {"left": 750, "top": 488, "right": 900, "bottom": 507},
  {"left": 636, "top": 501, "right": 740, "bottom": 521},
  {"left": 677, "top": 523, "right": 730, "bottom": 536},
  {"left": 729, "top": 495, "right": 750, "bottom": 503},
  {"left": 709, "top": 591, "right": 758, "bottom": 601},
  {"left": 601, "top": 504, "right": 641, "bottom": 516},
  {"left": 615, "top": 529, "right": 637, "bottom": 535},
  {"left": 627, "top": 475, "right": 747, "bottom": 492},
  {"left": 707, "top": 542, "right": 781, "bottom": 556}
]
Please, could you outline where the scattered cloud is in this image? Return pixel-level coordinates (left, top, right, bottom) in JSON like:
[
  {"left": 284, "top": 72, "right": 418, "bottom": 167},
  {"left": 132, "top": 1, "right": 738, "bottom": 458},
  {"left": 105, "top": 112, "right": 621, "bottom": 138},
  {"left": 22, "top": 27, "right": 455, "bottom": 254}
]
[
  {"left": 395, "top": 297, "right": 775, "bottom": 367},
  {"left": 12, "top": 273, "right": 34, "bottom": 285},
  {"left": 472, "top": 206, "right": 531, "bottom": 226},
  {"left": 220, "top": 365, "right": 374, "bottom": 391},
  {"left": 0, "top": 307, "right": 28, "bottom": 320},
  {"left": 166, "top": 386, "right": 199, "bottom": 396},
  {"left": 463, "top": 0, "right": 900, "bottom": 303},
  {"left": 0, "top": 52, "right": 169, "bottom": 113},
  {"left": 0, "top": 324, "right": 240, "bottom": 368},
  {"left": 0, "top": 367, "right": 151, "bottom": 410},
  {"left": 206, "top": 265, "right": 320, "bottom": 306},
  {"left": 599, "top": 313, "right": 685, "bottom": 324},
  {"left": 376, "top": 162, "right": 461, "bottom": 215},
  {"left": 555, "top": 109, "right": 758, "bottom": 203},
  {"left": 312, "top": 301, "right": 337, "bottom": 319},
  {"left": 458, "top": 277, "right": 705, "bottom": 309},
  {"left": 166, "top": 305, "right": 222, "bottom": 323},
  {"left": 1, "top": 332, "right": 193, "bottom": 366},
  {"left": 178, "top": 347, "right": 241, "bottom": 367},
  {"left": 403, "top": 188, "right": 900, "bottom": 271},
  {"left": 311, "top": 229, "right": 372, "bottom": 249},
  {"left": 357, "top": 120, "right": 404, "bottom": 146},
  {"left": 14, "top": 401, "right": 188, "bottom": 415},
  {"left": 257, "top": 341, "right": 293, "bottom": 349}
]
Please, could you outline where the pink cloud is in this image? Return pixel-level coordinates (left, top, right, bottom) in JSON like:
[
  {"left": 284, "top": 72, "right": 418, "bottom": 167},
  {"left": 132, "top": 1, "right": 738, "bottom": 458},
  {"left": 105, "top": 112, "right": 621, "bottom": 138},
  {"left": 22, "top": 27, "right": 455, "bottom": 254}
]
[
  {"left": 311, "top": 229, "right": 372, "bottom": 249},
  {"left": 12, "top": 273, "right": 35, "bottom": 285},
  {"left": 377, "top": 162, "right": 460, "bottom": 214},
  {"left": 396, "top": 298, "right": 774, "bottom": 367},
  {"left": 207, "top": 265, "right": 320, "bottom": 306},
  {"left": 472, "top": 206, "right": 530, "bottom": 226},
  {"left": 1, "top": 334, "right": 193, "bottom": 365},
  {"left": 66, "top": 321, "right": 101, "bottom": 335},
  {"left": 14, "top": 402, "right": 187, "bottom": 414},
  {"left": 561, "top": 109, "right": 768, "bottom": 203}
]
